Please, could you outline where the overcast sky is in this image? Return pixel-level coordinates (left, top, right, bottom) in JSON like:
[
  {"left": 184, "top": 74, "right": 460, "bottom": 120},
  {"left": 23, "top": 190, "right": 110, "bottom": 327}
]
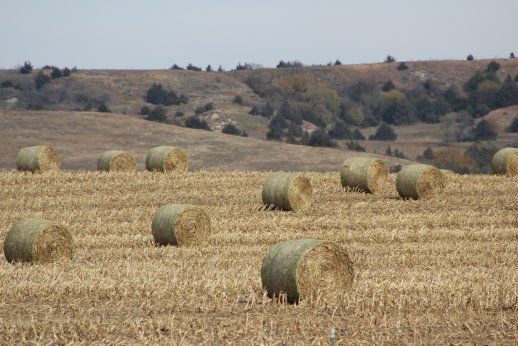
[{"left": 1, "top": 0, "right": 517, "bottom": 70}]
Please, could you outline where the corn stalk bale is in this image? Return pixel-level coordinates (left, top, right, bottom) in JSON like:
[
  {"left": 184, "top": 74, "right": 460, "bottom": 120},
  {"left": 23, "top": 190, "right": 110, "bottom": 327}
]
[
  {"left": 3, "top": 219, "right": 74, "bottom": 264},
  {"left": 261, "top": 239, "right": 354, "bottom": 304},
  {"left": 396, "top": 164, "right": 445, "bottom": 199},
  {"left": 262, "top": 172, "right": 312, "bottom": 212},
  {"left": 145, "top": 146, "right": 188, "bottom": 172},
  {"left": 97, "top": 150, "right": 137, "bottom": 172},
  {"left": 491, "top": 147, "right": 518, "bottom": 176},
  {"left": 340, "top": 157, "right": 388, "bottom": 193},
  {"left": 16, "top": 146, "right": 60, "bottom": 173},
  {"left": 151, "top": 204, "right": 211, "bottom": 246}
]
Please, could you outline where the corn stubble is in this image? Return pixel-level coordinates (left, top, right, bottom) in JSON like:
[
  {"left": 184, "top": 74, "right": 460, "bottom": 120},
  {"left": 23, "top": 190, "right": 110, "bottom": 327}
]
[{"left": 0, "top": 171, "right": 516, "bottom": 344}]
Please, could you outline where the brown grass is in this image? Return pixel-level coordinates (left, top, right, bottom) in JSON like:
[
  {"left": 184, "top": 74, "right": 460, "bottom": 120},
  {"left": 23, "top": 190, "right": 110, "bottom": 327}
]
[{"left": 0, "top": 170, "right": 516, "bottom": 344}]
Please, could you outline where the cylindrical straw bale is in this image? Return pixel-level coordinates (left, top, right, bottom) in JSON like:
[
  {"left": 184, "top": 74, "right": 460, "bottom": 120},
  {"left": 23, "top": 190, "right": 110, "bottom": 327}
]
[
  {"left": 4, "top": 219, "right": 74, "bottom": 264},
  {"left": 145, "top": 146, "right": 187, "bottom": 172},
  {"left": 261, "top": 239, "right": 354, "bottom": 304},
  {"left": 340, "top": 157, "right": 388, "bottom": 193},
  {"left": 262, "top": 172, "right": 312, "bottom": 212},
  {"left": 151, "top": 204, "right": 211, "bottom": 246},
  {"left": 97, "top": 150, "right": 137, "bottom": 172},
  {"left": 396, "top": 164, "right": 445, "bottom": 199},
  {"left": 16, "top": 146, "right": 60, "bottom": 173},
  {"left": 491, "top": 147, "right": 518, "bottom": 176}
]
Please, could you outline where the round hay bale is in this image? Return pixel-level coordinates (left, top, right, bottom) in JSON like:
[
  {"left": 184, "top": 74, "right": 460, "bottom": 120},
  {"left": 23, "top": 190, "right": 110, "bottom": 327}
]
[
  {"left": 491, "top": 147, "right": 518, "bottom": 176},
  {"left": 97, "top": 150, "right": 137, "bottom": 172},
  {"left": 16, "top": 146, "right": 60, "bottom": 173},
  {"left": 396, "top": 164, "right": 445, "bottom": 199},
  {"left": 151, "top": 204, "right": 211, "bottom": 246},
  {"left": 145, "top": 146, "right": 188, "bottom": 172},
  {"left": 262, "top": 172, "right": 312, "bottom": 212},
  {"left": 440, "top": 169, "right": 455, "bottom": 175},
  {"left": 340, "top": 157, "right": 388, "bottom": 193},
  {"left": 3, "top": 219, "right": 74, "bottom": 264},
  {"left": 261, "top": 239, "right": 354, "bottom": 304}
]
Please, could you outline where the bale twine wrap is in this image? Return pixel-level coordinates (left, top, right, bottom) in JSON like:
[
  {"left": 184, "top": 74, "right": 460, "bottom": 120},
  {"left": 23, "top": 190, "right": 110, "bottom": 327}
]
[
  {"left": 261, "top": 239, "right": 354, "bottom": 303},
  {"left": 262, "top": 172, "right": 312, "bottom": 212},
  {"left": 97, "top": 150, "right": 137, "bottom": 172},
  {"left": 340, "top": 157, "right": 388, "bottom": 193},
  {"left": 491, "top": 147, "right": 518, "bottom": 176},
  {"left": 396, "top": 164, "right": 445, "bottom": 199},
  {"left": 3, "top": 219, "right": 74, "bottom": 264},
  {"left": 16, "top": 146, "right": 60, "bottom": 173},
  {"left": 151, "top": 204, "right": 211, "bottom": 246},
  {"left": 145, "top": 146, "right": 188, "bottom": 172}
]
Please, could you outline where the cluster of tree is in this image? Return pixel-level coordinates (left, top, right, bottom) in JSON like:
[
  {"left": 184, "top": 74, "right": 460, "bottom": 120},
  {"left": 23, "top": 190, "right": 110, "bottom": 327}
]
[
  {"left": 185, "top": 116, "right": 211, "bottom": 131},
  {"left": 384, "top": 146, "right": 406, "bottom": 159},
  {"left": 171, "top": 63, "right": 224, "bottom": 72},
  {"left": 145, "top": 83, "right": 188, "bottom": 106},
  {"left": 249, "top": 103, "right": 274, "bottom": 118},
  {"left": 141, "top": 105, "right": 167, "bottom": 122},
  {"left": 417, "top": 142, "right": 500, "bottom": 174},
  {"left": 276, "top": 60, "right": 304, "bottom": 68}
]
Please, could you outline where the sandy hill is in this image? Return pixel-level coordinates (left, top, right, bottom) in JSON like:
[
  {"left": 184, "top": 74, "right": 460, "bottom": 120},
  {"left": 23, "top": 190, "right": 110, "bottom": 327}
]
[{"left": 0, "top": 110, "right": 411, "bottom": 171}]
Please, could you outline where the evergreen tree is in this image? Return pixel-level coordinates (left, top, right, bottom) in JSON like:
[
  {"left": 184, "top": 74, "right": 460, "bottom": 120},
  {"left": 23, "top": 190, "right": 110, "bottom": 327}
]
[
  {"left": 467, "top": 54, "right": 474, "bottom": 61},
  {"left": 206, "top": 64, "right": 212, "bottom": 72},
  {"left": 369, "top": 123, "right": 397, "bottom": 140}
]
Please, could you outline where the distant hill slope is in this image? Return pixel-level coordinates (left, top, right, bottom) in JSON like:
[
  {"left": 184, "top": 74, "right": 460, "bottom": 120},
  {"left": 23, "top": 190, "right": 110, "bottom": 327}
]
[{"left": 0, "top": 110, "right": 412, "bottom": 171}]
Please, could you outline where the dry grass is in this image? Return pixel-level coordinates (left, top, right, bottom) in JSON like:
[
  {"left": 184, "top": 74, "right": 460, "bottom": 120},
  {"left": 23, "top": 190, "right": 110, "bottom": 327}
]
[{"left": 0, "top": 170, "right": 516, "bottom": 344}]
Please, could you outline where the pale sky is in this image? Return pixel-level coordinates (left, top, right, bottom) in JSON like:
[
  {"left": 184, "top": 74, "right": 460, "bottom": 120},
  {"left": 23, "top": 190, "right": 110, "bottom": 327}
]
[{"left": 1, "top": 0, "right": 517, "bottom": 70}]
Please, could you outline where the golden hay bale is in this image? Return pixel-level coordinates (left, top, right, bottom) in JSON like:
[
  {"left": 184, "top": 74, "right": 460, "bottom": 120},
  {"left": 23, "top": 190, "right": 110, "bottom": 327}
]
[
  {"left": 16, "top": 146, "right": 60, "bottom": 173},
  {"left": 97, "top": 150, "right": 137, "bottom": 172},
  {"left": 340, "top": 157, "right": 388, "bottom": 193},
  {"left": 3, "top": 219, "right": 74, "bottom": 264},
  {"left": 151, "top": 204, "right": 211, "bottom": 246},
  {"left": 491, "top": 147, "right": 518, "bottom": 176},
  {"left": 261, "top": 239, "right": 354, "bottom": 304},
  {"left": 145, "top": 146, "right": 188, "bottom": 172},
  {"left": 262, "top": 172, "right": 312, "bottom": 212},
  {"left": 396, "top": 164, "right": 445, "bottom": 199},
  {"left": 440, "top": 169, "right": 455, "bottom": 175}
]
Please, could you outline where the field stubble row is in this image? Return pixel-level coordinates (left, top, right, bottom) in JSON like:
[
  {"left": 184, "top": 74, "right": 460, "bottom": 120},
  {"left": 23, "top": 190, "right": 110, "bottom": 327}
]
[{"left": 0, "top": 170, "right": 516, "bottom": 344}]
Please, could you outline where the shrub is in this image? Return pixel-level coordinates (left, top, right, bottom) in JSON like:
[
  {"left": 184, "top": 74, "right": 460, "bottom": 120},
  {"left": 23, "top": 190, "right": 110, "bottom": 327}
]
[
  {"left": 235, "top": 63, "right": 252, "bottom": 71},
  {"left": 432, "top": 147, "right": 476, "bottom": 174},
  {"left": 509, "top": 115, "right": 518, "bottom": 133},
  {"left": 145, "top": 83, "right": 188, "bottom": 106},
  {"left": 140, "top": 106, "right": 150, "bottom": 115},
  {"left": 174, "top": 111, "right": 184, "bottom": 117},
  {"left": 50, "top": 67, "right": 63, "bottom": 79},
  {"left": 19, "top": 61, "right": 33, "bottom": 74},
  {"left": 0, "top": 80, "right": 13, "bottom": 88},
  {"left": 328, "top": 121, "right": 351, "bottom": 139},
  {"left": 146, "top": 106, "right": 167, "bottom": 122},
  {"left": 369, "top": 123, "right": 397, "bottom": 140},
  {"left": 249, "top": 105, "right": 260, "bottom": 115},
  {"left": 486, "top": 60, "right": 500, "bottom": 72},
  {"left": 467, "top": 54, "right": 474, "bottom": 61},
  {"left": 217, "top": 65, "right": 224, "bottom": 72},
  {"left": 186, "top": 63, "right": 202, "bottom": 71},
  {"left": 465, "top": 141, "right": 498, "bottom": 169},
  {"left": 334, "top": 59, "right": 342, "bottom": 66},
  {"left": 185, "top": 116, "right": 210, "bottom": 130},
  {"left": 97, "top": 103, "right": 111, "bottom": 113},
  {"left": 233, "top": 95, "right": 244, "bottom": 105},
  {"left": 352, "top": 129, "right": 365, "bottom": 140},
  {"left": 397, "top": 62, "right": 409, "bottom": 71},
  {"left": 474, "top": 119, "right": 497, "bottom": 140},
  {"left": 511, "top": 52, "right": 515, "bottom": 59},
  {"left": 195, "top": 102, "right": 214, "bottom": 114},
  {"left": 34, "top": 71, "right": 51, "bottom": 89},
  {"left": 384, "top": 55, "right": 396, "bottom": 63},
  {"left": 346, "top": 140, "right": 365, "bottom": 152},
  {"left": 307, "top": 129, "right": 334, "bottom": 147},
  {"left": 382, "top": 80, "right": 396, "bottom": 92},
  {"left": 170, "top": 64, "right": 183, "bottom": 70},
  {"left": 222, "top": 123, "right": 245, "bottom": 136},
  {"left": 62, "top": 67, "right": 71, "bottom": 77}
]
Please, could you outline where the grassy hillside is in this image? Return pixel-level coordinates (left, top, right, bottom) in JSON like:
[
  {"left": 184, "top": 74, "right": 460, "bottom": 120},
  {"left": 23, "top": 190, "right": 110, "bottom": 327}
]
[{"left": 0, "top": 110, "right": 411, "bottom": 171}]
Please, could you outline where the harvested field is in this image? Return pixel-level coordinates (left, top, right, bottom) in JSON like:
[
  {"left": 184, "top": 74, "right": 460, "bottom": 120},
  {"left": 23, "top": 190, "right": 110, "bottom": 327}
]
[{"left": 0, "top": 170, "right": 516, "bottom": 344}]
